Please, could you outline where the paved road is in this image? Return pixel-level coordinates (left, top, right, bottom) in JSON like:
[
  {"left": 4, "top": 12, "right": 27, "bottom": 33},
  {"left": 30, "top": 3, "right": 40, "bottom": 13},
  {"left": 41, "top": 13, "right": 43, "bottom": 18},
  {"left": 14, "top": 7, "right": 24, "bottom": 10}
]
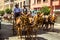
[
  {"left": 0, "top": 22, "right": 60, "bottom": 40},
  {"left": 0, "top": 23, "right": 13, "bottom": 40}
]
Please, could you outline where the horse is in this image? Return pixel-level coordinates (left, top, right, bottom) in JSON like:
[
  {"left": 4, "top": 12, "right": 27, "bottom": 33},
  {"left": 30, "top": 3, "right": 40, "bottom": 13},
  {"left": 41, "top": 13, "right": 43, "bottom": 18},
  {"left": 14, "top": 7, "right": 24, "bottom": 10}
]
[
  {"left": 48, "top": 14, "right": 57, "bottom": 31},
  {"left": 42, "top": 15, "right": 49, "bottom": 30},
  {"left": 13, "top": 15, "right": 23, "bottom": 39},
  {"left": 14, "top": 13, "right": 34, "bottom": 40},
  {"left": 32, "top": 13, "right": 43, "bottom": 40}
]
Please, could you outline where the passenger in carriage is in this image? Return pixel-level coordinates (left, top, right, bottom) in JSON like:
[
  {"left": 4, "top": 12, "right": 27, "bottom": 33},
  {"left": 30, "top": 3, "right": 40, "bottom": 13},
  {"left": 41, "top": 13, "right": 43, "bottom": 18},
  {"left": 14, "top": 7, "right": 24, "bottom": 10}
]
[{"left": 14, "top": 3, "right": 22, "bottom": 20}]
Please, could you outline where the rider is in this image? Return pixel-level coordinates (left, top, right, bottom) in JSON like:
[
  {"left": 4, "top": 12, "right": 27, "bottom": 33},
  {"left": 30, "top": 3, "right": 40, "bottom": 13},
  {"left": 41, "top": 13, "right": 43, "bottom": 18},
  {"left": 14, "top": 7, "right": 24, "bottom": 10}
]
[
  {"left": 23, "top": 6, "right": 28, "bottom": 14},
  {"left": 14, "top": 3, "right": 22, "bottom": 20}
]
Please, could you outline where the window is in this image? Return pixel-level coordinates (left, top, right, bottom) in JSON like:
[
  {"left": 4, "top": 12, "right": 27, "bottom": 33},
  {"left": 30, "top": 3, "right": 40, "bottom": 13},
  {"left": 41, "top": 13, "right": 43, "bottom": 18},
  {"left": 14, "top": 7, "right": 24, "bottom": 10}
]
[
  {"left": 37, "top": 0, "right": 41, "bottom": 4},
  {"left": 23, "top": 1, "right": 25, "bottom": 5},
  {"left": 43, "top": 0, "right": 48, "bottom": 2},
  {"left": 23, "top": 1, "right": 25, "bottom": 7},
  {"left": 26, "top": 0, "right": 30, "bottom": 4},
  {"left": 34, "top": 0, "right": 36, "bottom": 4},
  {"left": 10, "top": 4, "right": 13, "bottom": 8},
  {"left": 20, "top": 2, "right": 22, "bottom": 8}
]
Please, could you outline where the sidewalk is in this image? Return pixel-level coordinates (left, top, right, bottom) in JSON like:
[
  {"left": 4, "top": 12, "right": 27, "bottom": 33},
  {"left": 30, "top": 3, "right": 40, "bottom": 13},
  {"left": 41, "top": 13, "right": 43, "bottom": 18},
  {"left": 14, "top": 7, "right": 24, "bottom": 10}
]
[
  {"left": 54, "top": 23, "right": 60, "bottom": 29},
  {"left": 1, "top": 21, "right": 60, "bottom": 29},
  {"left": 1, "top": 21, "right": 60, "bottom": 25},
  {"left": 1, "top": 21, "right": 13, "bottom": 25}
]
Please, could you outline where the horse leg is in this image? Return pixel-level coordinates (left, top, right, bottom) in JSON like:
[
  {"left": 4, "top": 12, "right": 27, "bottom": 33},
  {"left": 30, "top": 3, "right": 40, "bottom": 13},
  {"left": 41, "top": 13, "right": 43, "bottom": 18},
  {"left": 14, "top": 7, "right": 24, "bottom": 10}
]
[
  {"left": 17, "top": 28, "right": 20, "bottom": 38},
  {"left": 17, "top": 28, "right": 22, "bottom": 40},
  {"left": 45, "top": 23, "right": 48, "bottom": 30},
  {"left": 52, "top": 23, "right": 54, "bottom": 31},
  {"left": 42, "top": 23, "right": 44, "bottom": 30},
  {"left": 35, "top": 29, "right": 38, "bottom": 40},
  {"left": 31, "top": 28, "right": 33, "bottom": 40},
  {"left": 27, "top": 29, "right": 31, "bottom": 40},
  {"left": 34, "top": 27, "right": 38, "bottom": 40},
  {"left": 13, "top": 21, "right": 16, "bottom": 35},
  {"left": 24, "top": 27, "right": 27, "bottom": 40},
  {"left": 50, "top": 23, "right": 54, "bottom": 31},
  {"left": 20, "top": 30, "right": 23, "bottom": 40}
]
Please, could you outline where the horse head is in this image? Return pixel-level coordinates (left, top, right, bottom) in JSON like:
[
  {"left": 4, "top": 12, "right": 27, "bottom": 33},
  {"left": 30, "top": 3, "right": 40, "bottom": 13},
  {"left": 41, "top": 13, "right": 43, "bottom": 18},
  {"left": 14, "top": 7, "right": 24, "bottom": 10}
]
[{"left": 49, "top": 14, "right": 57, "bottom": 22}]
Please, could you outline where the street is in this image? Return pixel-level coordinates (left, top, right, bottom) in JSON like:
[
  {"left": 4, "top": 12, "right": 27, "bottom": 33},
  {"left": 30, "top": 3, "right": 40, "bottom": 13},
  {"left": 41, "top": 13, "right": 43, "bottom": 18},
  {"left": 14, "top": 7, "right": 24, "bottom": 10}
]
[
  {"left": 0, "top": 22, "right": 60, "bottom": 40},
  {"left": 0, "top": 22, "right": 13, "bottom": 40}
]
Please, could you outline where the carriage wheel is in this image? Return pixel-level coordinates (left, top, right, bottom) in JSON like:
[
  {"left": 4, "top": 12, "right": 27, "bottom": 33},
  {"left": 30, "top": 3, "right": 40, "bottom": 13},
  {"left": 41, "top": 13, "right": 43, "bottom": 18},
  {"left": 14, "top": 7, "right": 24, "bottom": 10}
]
[{"left": 33, "top": 26, "right": 38, "bottom": 40}]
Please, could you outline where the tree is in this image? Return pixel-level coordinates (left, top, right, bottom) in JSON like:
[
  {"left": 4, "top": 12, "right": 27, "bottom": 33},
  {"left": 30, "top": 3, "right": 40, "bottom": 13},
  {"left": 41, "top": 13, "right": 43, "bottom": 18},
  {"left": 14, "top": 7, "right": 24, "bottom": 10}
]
[
  {"left": 5, "top": 8, "right": 12, "bottom": 14},
  {"left": 0, "top": 11, "right": 5, "bottom": 16},
  {"left": 41, "top": 6, "right": 50, "bottom": 15}
]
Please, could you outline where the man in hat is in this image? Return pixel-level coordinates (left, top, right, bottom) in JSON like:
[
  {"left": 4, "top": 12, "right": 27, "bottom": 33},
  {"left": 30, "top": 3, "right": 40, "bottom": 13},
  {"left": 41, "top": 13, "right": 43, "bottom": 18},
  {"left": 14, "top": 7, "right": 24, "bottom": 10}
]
[
  {"left": 14, "top": 4, "right": 22, "bottom": 20},
  {"left": 23, "top": 6, "right": 28, "bottom": 14}
]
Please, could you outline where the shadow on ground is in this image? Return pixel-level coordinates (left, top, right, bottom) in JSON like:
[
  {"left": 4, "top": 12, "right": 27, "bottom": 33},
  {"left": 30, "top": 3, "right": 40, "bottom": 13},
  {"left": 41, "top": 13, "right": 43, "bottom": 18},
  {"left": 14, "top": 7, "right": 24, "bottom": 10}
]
[
  {"left": 25, "top": 37, "right": 47, "bottom": 40},
  {"left": 0, "top": 24, "right": 60, "bottom": 40}
]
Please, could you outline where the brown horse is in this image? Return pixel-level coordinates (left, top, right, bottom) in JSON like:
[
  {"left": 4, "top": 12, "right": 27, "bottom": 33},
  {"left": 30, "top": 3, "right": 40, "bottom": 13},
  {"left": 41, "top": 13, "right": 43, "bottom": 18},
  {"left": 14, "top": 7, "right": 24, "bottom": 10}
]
[
  {"left": 48, "top": 14, "right": 57, "bottom": 31},
  {"left": 14, "top": 13, "right": 34, "bottom": 39},
  {"left": 13, "top": 16, "right": 23, "bottom": 39},
  {"left": 42, "top": 15, "right": 49, "bottom": 30},
  {"left": 33, "top": 13, "right": 43, "bottom": 40}
]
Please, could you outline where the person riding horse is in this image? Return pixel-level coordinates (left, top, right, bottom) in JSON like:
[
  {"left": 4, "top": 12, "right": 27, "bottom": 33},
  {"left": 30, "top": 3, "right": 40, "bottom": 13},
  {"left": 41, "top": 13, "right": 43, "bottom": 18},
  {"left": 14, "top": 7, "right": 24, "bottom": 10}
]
[
  {"left": 14, "top": 4, "right": 22, "bottom": 20},
  {"left": 23, "top": 6, "right": 28, "bottom": 14},
  {"left": 13, "top": 3, "right": 22, "bottom": 35}
]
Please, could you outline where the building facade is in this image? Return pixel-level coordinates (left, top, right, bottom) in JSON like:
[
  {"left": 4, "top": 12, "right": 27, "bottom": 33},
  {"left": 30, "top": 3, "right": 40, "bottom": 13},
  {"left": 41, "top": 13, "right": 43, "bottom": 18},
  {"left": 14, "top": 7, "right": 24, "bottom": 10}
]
[
  {"left": 19, "top": 0, "right": 25, "bottom": 8},
  {"left": 30, "top": 0, "right": 60, "bottom": 23},
  {"left": 19, "top": 0, "right": 30, "bottom": 10},
  {"left": 0, "top": 0, "right": 30, "bottom": 10},
  {"left": 30, "top": 0, "right": 60, "bottom": 11},
  {"left": 0, "top": 0, "right": 19, "bottom": 10}
]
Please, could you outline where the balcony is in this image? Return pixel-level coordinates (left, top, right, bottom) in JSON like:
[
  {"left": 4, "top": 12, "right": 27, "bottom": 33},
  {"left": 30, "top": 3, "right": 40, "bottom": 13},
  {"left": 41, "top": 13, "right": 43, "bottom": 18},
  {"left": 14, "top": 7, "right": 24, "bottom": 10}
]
[{"left": 52, "top": 0, "right": 59, "bottom": 6}]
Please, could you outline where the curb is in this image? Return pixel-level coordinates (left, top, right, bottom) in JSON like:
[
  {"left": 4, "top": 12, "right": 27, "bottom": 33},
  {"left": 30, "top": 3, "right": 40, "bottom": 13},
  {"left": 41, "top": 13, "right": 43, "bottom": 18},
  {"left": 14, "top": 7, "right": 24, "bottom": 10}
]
[
  {"left": 1, "top": 22, "right": 13, "bottom": 25},
  {"left": 55, "top": 23, "right": 60, "bottom": 25}
]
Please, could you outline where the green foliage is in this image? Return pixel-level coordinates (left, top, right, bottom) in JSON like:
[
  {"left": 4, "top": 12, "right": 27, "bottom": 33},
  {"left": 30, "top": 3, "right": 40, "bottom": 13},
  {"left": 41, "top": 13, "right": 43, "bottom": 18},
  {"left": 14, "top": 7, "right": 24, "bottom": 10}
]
[
  {"left": 5, "top": 8, "right": 12, "bottom": 14},
  {"left": 0, "top": 11, "right": 5, "bottom": 16},
  {"left": 41, "top": 6, "right": 50, "bottom": 15},
  {"left": 37, "top": 10, "right": 42, "bottom": 15}
]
